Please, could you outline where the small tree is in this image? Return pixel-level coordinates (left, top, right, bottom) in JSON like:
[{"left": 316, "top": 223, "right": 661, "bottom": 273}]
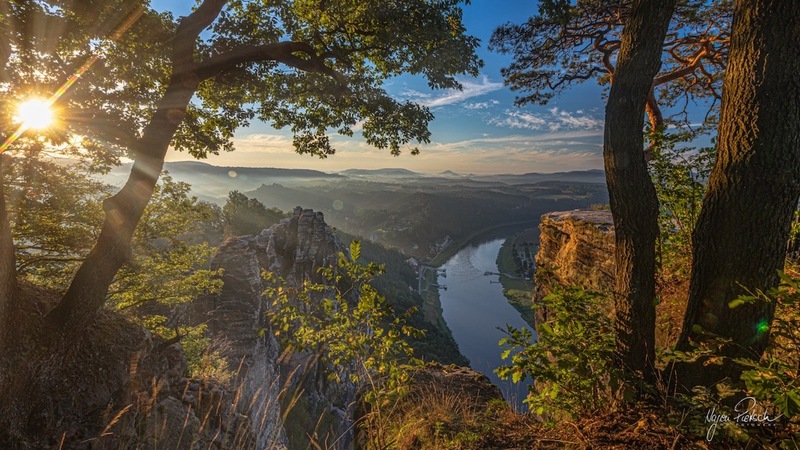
[
  {"left": 266, "top": 240, "right": 422, "bottom": 400},
  {"left": 221, "top": 190, "right": 286, "bottom": 237}
]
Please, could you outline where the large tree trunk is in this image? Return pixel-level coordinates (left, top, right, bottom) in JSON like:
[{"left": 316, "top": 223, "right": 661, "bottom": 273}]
[
  {"left": 44, "top": 1, "right": 225, "bottom": 337},
  {"left": 45, "top": 76, "right": 198, "bottom": 335},
  {"left": 0, "top": 165, "right": 16, "bottom": 352},
  {"left": 675, "top": 0, "right": 800, "bottom": 389},
  {"left": 604, "top": 0, "right": 676, "bottom": 388}
]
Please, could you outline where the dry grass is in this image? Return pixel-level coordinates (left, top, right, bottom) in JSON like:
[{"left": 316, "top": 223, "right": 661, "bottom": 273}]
[{"left": 361, "top": 364, "right": 692, "bottom": 450}]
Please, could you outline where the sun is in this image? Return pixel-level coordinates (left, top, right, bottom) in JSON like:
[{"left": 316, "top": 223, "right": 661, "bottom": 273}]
[{"left": 15, "top": 98, "right": 54, "bottom": 130}]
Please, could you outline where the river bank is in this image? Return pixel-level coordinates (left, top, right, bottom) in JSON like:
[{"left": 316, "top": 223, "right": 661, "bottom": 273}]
[
  {"left": 495, "top": 228, "right": 539, "bottom": 328},
  {"left": 428, "top": 220, "right": 536, "bottom": 267},
  {"left": 431, "top": 238, "right": 535, "bottom": 411}
]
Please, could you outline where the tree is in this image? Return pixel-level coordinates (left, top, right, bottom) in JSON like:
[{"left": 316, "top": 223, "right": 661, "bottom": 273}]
[
  {"left": 0, "top": 0, "right": 175, "bottom": 348},
  {"left": 497, "top": 0, "right": 800, "bottom": 394},
  {"left": 674, "top": 0, "right": 800, "bottom": 389},
  {"left": 1, "top": 156, "right": 222, "bottom": 316},
  {"left": 490, "top": 0, "right": 731, "bottom": 134},
  {"left": 602, "top": 0, "right": 676, "bottom": 388},
  {"left": 222, "top": 190, "right": 287, "bottom": 236},
  {"left": 0, "top": 0, "right": 481, "bottom": 340}
]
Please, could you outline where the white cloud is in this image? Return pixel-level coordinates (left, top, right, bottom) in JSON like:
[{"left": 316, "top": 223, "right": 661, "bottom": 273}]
[
  {"left": 402, "top": 75, "right": 504, "bottom": 108},
  {"left": 491, "top": 107, "right": 602, "bottom": 132},
  {"left": 490, "top": 110, "right": 548, "bottom": 130},
  {"left": 230, "top": 133, "right": 294, "bottom": 152},
  {"left": 464, "top": 99, "right": 500, "bottom": 110}
]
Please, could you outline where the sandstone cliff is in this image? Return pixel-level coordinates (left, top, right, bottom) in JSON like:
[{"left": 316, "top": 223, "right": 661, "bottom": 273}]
[
  {"left": 534, "top": 210, "right": 615, "bottom": 324},
  {"left": 188, "top": 206, "right": 352, "bottom": 450}
]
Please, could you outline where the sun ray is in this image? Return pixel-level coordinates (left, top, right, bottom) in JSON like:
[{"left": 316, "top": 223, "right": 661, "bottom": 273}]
[{"left": 0, "top": 6, "right": 145, "bottom": 154}]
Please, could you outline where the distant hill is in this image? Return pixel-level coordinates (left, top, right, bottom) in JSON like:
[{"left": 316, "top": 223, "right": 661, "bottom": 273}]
[
  {"left": 339, "top": 168, "right": 420, "bottom": 177},
  {"left": 101, "top": 161, "right": 344, "bottom": 204},
  {"left": 471, "top": 169, "right": 605, "bottom": 185},
  {"left": 439, "top": 170, "right": 461, "bottom": 177},
  {"left": 163, "top": 161, "right": 342, "bottom": 179}
]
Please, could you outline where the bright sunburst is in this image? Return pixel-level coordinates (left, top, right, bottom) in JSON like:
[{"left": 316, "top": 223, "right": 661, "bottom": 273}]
[{"left": 15, "top": 98, "right": 54, "bottom": 130}]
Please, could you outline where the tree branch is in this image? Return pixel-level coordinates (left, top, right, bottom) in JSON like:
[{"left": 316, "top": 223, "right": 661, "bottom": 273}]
[
  {"left": 195, "top": 41, "right": 349, "bottom": 90},
  {"left": 173, "top": 0, "right": 227, "bottom": 72}
]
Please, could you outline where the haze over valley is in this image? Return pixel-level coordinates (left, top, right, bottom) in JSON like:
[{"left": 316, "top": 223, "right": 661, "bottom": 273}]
[{"left": 104, "top": 161, "right": 607, "bottom": 259}]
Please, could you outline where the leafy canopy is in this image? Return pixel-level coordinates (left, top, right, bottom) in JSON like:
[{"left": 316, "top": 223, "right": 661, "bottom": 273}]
[
  {"left": 2, "top": 0, "right": 481, "bottom": 163},
  {"left": 221, "top": 190, "right": 287, "bottom": 237}
]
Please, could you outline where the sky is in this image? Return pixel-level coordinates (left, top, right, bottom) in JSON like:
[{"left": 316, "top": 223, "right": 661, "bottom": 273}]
[{"left": 152, "top": 1, "right": 609, "bottom": 175}]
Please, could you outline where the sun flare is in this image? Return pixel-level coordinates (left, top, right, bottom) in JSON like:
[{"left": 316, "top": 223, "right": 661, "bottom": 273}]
[{"left": 15, "top": 98, "right": 54, "bottom": 130}]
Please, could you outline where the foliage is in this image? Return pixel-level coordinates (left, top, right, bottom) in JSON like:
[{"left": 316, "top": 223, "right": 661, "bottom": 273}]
[
  {"left": 490, "top": 0, "right": 731, "bottom": 123},
  {"left": 3, "top": 156, "right": 225, "bottom": 372},
  {"left": 266, "top": 240, "right": 423, "bottom": 402},
  {"left": 729, "top": 272, "right": 800, "bottom": 420},
  {"left": 658, "top": 271, "right": 800, "bottom": 445},
  {"left": 338, "top": 232, "right": 468, "bottom": 365},
  {"left": 497, "top": 287, "right": 619, "bottom": 421},
  {"left": 221, "top": 190, "right": 287, "bottom": 237},
  {"left": 647, "top": 130, "right": 715, "bottom": 272},
  {"left": 141, "top": 316, "right": 232, "bottom": 382},
  {"left": 108, "top": 176, "right": 225, "bottom": 372},
  {"left": 171, "top": 0, "right": 483, "bottom": 159},
  {"left": 0, "top": 1, "right": 173, "bottom": 165},
  {"left": 3, "top": 155, "right": 106, "bottom": 288},
  {"left": 3, "top": 157, "right": 222, "bottom": 303}
]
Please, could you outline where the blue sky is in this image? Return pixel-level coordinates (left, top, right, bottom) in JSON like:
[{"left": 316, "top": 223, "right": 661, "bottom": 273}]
[{"left": 154, "top": 1, "right": 608, "bottom": 174}]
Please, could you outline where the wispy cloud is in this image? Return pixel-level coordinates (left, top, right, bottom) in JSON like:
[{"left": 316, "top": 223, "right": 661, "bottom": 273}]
[
  {"left": 414, "top": 132, "right": 604, "bottom": 173},
  {"left": 402, "top": 75, "right": 504, "bottom": 108},
  {"left": 464, "top": 99, "right": 500, "bottom": 110},
  {"left": 491, "top": 107, "right": 602, "bottom": 132}
]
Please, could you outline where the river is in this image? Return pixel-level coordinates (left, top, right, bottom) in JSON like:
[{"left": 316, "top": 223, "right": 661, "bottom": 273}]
[{"left": 436, "top": 238, "right": 536, "bottom": 411}]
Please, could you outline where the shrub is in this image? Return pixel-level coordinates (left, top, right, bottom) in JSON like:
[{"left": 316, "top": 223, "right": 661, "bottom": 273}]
[
  {"left": 265, "top": 240, "right": 423, "bottom": 421},
  {"left": 496, "top": 287, "right": 619, "bottom": 421}
]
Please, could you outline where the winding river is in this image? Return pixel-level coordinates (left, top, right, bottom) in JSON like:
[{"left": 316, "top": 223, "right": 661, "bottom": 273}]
[{"left": 436, "top": 238, "right": 536, "bottom": 411}]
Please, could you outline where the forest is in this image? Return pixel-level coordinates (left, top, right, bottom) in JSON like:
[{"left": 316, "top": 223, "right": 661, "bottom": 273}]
[{"left": 0, "top": 0, "right": 798, "bottom": 449}]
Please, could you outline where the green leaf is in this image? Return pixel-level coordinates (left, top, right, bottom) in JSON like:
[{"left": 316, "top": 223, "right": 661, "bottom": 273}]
[
  {"left": 350, "top": 240, "right": 361, "bottom": 262},
  {"left": 728, "top": 298, "right": 746, "bottom": 308}
]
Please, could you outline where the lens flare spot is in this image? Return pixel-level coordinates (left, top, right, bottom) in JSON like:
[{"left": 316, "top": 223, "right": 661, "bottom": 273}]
[
  {"left": 756, "top": 319, "right": 769, "bottom": 336},
  {"left": 15, "top": 99, "right": 54, "bottom": 130},
  {"left": 333, "top": 200, "right": 344, "bottom": 210},
  {"left": 228, "top": 170, "right": 238, "bottom": 178}
]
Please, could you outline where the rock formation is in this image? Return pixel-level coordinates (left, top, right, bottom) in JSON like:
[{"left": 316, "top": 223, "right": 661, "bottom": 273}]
[
  {"left": 188, "top": 206, "right": 353, "bottom": 450},
  {"left": 534, "top": 210, "right": 615, "bottom": 324}
]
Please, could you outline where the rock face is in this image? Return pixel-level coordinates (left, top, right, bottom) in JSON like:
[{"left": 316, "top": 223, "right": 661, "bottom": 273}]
[
  {"left": 189, "top": 206, "right": 352, "bottom": 450},
  {"left": 534, "top": 210, "right": 615, "bottom": 324}
]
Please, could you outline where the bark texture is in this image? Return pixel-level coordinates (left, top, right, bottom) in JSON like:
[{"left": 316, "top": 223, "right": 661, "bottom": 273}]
[
  {"left": 45, "top": 78, "right": 198, "bottom": 333},
  {"left": 604, "top": 0, "right": 676, "bottom": 386},
  {"left": 0, "top": 166, "right": 16, "bottom": 351},
  {"left": 675, "top": 0, "right": 800, "bottom": 389},
  {"left": 43, "top": 1, "right": 227, "bottom": 334}
]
